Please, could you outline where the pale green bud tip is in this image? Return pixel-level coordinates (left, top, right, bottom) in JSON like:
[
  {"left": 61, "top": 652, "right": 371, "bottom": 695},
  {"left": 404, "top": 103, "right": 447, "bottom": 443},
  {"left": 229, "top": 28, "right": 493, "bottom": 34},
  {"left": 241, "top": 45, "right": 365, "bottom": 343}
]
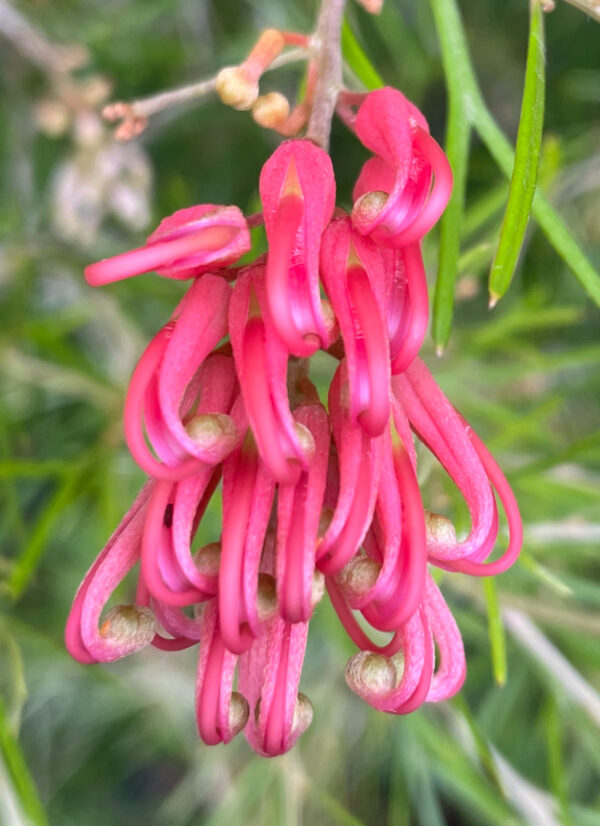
[
  {"left": 257, "top": 573, "right": 278, "bottom": 622},
  {"left": 292, "top": 692, "right": 313, "bottom": 736},
  {"left": 424, "top": 510, "right": 457, "bottom": 547},
  {"left": 185, "top": 413, "right": 236, "bottom": 448},
  {"left": 337, "top": 555, "right": 381, "bottom": 599},
  {"left": 228, "top": 691, "right": 250, "bottom": 737},
  {"left": 345, "top": 651, "right": 398, "bottom": 695},
  {"left": 99, "top": 604, "right": 156, "bottom": 647}
]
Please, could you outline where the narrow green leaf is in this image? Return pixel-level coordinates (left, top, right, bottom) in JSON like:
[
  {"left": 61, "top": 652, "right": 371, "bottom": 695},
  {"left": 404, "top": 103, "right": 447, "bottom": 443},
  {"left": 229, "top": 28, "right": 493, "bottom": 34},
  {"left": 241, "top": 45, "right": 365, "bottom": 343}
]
[
  {"left": 433, "top": 100, "right": 471, "bottom": 352},
  {"left": 341, "top": 19, "right": 383, "bottom": 91},
  {"left": 483, "top": 577, "right": 507, "bottom": 686},
  {"left": 0, "top": 696, "right": 49, "bottom": 826},
  {"left": 544, "top": 698, "right": 574, "bottom": 826},
  {"left": 488, "top": 0, "right": 546, "bottom": 306},
  {"left": 474, "top": 105, "right": 600, "bottom": 307},
  {"left": 7, "top": 472, "right": 83, "bottom": 600}
]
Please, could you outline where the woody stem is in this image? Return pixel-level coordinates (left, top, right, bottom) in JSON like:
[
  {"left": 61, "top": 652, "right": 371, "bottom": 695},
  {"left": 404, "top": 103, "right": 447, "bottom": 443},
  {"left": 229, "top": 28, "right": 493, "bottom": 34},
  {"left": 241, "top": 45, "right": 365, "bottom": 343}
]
[{"left": 306, "top": 0, "right": 347, "bottom": 151}]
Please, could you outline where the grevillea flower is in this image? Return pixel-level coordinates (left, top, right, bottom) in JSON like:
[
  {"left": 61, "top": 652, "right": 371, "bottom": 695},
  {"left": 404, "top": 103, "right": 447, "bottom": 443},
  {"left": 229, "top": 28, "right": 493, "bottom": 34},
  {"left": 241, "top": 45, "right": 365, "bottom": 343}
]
[
  {"left": 66, "top": 80, "right": 522, "bottom": 758},
  {"left": 351, "top": 87, "right": 453, "bottom": 247},
  {"left": 85, "top": 204, "right": 251, "bottom": 285},
  {"left": 260, "top": 139, "right": 336, "bottom": 356}
]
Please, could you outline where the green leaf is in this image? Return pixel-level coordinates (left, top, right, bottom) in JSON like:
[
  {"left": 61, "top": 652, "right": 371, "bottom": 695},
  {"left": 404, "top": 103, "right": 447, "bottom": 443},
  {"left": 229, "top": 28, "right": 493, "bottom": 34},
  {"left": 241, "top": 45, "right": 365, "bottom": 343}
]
[
  {"left": 483, "top": 577, "right": 508, "bottom": 686},
  {"left": 488, "top": 0, "right": 546, "bottom": 306},
  {"left": 341, "top": 18, "right": 383, "bottom": 90}
]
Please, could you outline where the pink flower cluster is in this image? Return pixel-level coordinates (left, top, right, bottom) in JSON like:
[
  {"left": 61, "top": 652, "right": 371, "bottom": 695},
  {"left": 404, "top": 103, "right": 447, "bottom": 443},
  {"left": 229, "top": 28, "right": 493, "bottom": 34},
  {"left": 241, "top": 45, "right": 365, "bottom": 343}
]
[{"left": 66, "top": 88, "right": 522, "bottom": 756}]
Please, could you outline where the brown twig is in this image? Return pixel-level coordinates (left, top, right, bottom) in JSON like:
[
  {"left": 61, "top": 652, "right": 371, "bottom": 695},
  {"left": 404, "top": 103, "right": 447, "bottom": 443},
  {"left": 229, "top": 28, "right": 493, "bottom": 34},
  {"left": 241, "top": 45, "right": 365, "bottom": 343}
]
[{"left": 305, "top": 0, "right": 347, "bottom": 150}]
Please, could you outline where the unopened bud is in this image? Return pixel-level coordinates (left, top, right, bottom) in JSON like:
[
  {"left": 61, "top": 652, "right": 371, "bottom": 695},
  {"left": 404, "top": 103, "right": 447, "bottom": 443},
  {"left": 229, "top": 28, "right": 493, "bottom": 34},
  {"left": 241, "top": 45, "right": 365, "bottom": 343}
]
[
  {"left": 424, "top": 510, "right": 456, "bottom": 548},
  {"left": 337, "top": 555, "right": 381, "bottom": 599},
  {"left": 311, "top": 571, "right": 325, "bottom": 607},
  {"left": 215, "top": 66, "right": 258, "bottom": 111},
  {"left": 352, "top": 190, "right": 388, "bottom": 226},
  {"left": 228, "top": 691, "right": 250, "bottom": 736},
  {"left": 34, "top": 99, "right": 71, "bottom": 137},
  {"left": 195, "top": 542, "right": 221, "bottom": 576},
  {"left": 320, "top": 299, "right": 338, "bottom": 339},
  {"left": 99, "top": 604, "right": 156, "bottom": 647},
  {"left": 252, "top": 92, "right": 290, "bottom": 129},
  {"left": 356, "top": 0, "right": 383, "bottom": 12},
  {"left": 185, "top": 413, "right": 236, "bottom": 449},
  {"left": 292, "top": 692, "right": 313, "bottom": 736},
  {"left": 294, "top": 422, "right": 316, "bottom": 461},
  {"left": 345, "top": 651, "right": 397, "bottom": 695},
  {"left": 257, "top": 573, "right": 278, "bottom": 621}
]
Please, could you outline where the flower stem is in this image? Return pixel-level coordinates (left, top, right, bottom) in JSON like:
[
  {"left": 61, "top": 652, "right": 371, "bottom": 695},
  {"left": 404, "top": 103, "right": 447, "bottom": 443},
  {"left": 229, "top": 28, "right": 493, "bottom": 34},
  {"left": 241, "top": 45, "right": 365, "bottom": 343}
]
[{"left": 306, "top": 0, "right": 347, "bottom": 151}]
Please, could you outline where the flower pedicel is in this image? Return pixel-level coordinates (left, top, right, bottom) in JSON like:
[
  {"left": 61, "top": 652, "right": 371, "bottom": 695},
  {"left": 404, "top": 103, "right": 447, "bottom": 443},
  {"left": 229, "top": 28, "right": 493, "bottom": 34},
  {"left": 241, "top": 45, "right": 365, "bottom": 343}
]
[{"left": 66, "top": 86, "right": 522, "bottom": 757}]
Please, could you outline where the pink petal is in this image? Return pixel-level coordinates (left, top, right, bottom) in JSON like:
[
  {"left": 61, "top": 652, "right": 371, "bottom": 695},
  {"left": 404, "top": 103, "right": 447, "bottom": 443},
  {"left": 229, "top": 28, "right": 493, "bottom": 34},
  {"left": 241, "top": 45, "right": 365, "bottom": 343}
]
[
  {"left": 65, "top": 483, "right": 155, "bottom": 663},
  {"left": 260, "top": 140, "right": 336, "bottom": 355},
  {"left": 276, "top": 402, "right": 330, "bottom": 623},
  {"left": 85, "top": 204, "right": 250, "bottom": 285}
]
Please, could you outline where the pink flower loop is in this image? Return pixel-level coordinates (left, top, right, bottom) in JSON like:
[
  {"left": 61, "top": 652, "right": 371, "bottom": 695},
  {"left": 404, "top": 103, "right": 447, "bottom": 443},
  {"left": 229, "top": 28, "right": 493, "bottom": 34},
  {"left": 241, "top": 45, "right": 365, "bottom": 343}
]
[
  {"left": 219, "top": 435, "right": 276, "bottom": 655},
  {"left": 124, "top": 277, "right": 238, "bottom": 480},
  {"left": 276, "top": 402, "right": 330, "bottom": 624},
  {"left": 320, "top": 218, "right": 391, "bottom": 437},
  {"left": 260, "top": 139, "right": 336, "bottom": 355},
  {"left": 229, "top": 265, "right": 310, "bottom": 484},
  {"left": 388, "top": 244, "right": 429, "bottom": 374},
  {"left": 65, "top": 483, "right": 156, "bottom": 664},
  {"left": 85, "top": 204, "right": 251, "bottom": 286}
]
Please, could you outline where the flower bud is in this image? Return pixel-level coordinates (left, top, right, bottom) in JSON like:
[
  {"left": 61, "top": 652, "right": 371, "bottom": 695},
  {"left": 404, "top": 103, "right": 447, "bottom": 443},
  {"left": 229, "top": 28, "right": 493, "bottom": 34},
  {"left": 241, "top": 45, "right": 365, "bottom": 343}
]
[
  {"left": 352, "top": 190, "right": 388, "bottom": 227},
  {"left": 424, "top": 510, "right": 457, "bottom": 548},
  {"left": 195, "top": 542, "right": 221, "bottom": 576},
  {"left": 257, "top": 573, "right": 278, "bottom": 621},
  {"left": 185, "top": 413, "right": 236, "bottom": 449},
  {"left": 215, "top": 67, "right": 258, "bottom": 111},
  {"left": 345, "top": 651, "right": 398, "bottom": 695},
  {"left": 337, "top": 555, "right": 381, "bottom": 599},
  {"left": 252, "top": 92, "right": 290, "bottom": 129},
  {"left": 311, "top": 571, "right": 325, "bottom": 607},
  {"left": 293, "top": 422, "right": 316, "bottom": 462},
  {"left": 229, "top": 691, "right": 250, "bottom": 737},
  {"left": 291, "top": 692, "right": 313, "bottom": 736},
  {"left": 99, "top": 605, "right": 156, "bottom": 648}
]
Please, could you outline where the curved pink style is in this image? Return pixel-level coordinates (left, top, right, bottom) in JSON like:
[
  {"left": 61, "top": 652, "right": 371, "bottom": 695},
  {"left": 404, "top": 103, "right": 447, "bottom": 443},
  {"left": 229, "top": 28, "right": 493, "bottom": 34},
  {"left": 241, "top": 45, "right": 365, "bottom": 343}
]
[
  {"left": 219, "top": 435, "right": 276, "bottom": 654},
  {"left": 239, "top": 614, "right": 310, "bottom": 757},
  {"left": 351, "top": 88, "right": 452, "bottom": 246},
  {"left": 276, "top": 401, "right": 330, "bottom": 623},
  {"left": 124, "top": 276, "right": 238, "bottom": 479},
  {"left": 320, "top": 217, "right": 391, "bottom": 437},
  {"left": 260, "top": 140, "right": 336, "bottom": 356},
  {"left": 317, "top": 362, "right": 382, "bottom": 575},
  {"left": 229, "top": 264, "right": 309, "bottom": 484},
  {"left": 85, "top": 204, "right": 251, "bottom": 285},
  {"left": 65, "top": 483, "right": 154, "bottom": 664}
]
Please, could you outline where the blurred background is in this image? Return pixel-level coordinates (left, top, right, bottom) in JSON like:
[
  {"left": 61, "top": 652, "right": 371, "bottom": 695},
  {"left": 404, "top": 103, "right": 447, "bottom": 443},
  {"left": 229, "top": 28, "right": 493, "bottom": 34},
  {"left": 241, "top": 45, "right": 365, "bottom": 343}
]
[{"left": 1, "top": 0, "right": 600, "bottom": 824}]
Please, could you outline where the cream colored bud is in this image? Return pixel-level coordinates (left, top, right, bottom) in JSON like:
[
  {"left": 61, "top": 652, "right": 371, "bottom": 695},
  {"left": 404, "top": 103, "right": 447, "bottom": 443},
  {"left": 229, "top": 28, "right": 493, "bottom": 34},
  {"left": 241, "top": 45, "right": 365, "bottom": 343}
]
[
  {"left": 257, "top": 573, "right": 278, "bottom": 621},
  {"left": 292, "top": 692, "right": 313, "bottom": 737},
  {"left": 352, "top": 190, "right": 389, "bottom": 225},
  {"left": 34, "top": 99, "right": 71, "bottom": 137},
  {"left": 424, "top": 510, "right": 457, "bottom": 547},
  {"left": 252, "top": 92, "right": 290, "bottom": 128},
  {"left": 345, "top": 651, "right": 397, "bottom": 695},
  {"left": 294, "top": 422, "right": 316, "bottom": 461},
  {"left": 215, "top": 66, "right": 258, "bottom": 111},
  {"left": 320, "top": 299, "right": 338, "bottom": 338},
  {"left": 228, "top": 691, "right": 250, "bottom": 736},
  {"left": 194, "top": 542, "right": 221, "bottom": 576},
  {"left": 337, "top": 555, "right": 381, "bottom": 599},
  {"left": 99, "top": 604, "right": 156, "bottom": 647},
  {"left": 185, "top": 413, "right": 236, "bottom": 448},
  {"left": 311, "top": 571, "right": 325, "bottom": 607}
]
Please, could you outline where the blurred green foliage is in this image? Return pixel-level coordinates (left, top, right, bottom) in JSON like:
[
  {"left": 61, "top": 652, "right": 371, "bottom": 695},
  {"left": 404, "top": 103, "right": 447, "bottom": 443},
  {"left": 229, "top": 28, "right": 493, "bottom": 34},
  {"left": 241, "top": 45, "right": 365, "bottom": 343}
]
[{"left": 1, "top": 0, "right": 600, "bottom": 824}]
